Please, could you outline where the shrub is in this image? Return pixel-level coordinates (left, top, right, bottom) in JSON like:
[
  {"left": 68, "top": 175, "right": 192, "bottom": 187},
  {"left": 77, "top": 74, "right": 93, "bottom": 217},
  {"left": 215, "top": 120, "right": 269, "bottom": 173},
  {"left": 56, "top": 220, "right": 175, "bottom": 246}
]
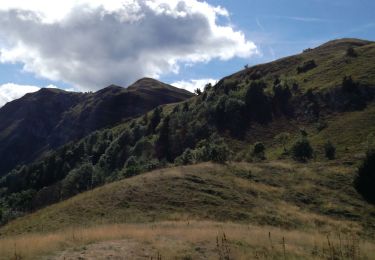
[
  {"left": 253, "top": 142, "right": 265, "bottom": 159},
  {"left": 123, "top": 156, "right": 141, "bottom": 177},
  {"left": 324, "top": 141, "right": 336, "bottom": 160},
  {"left": 297, "top": 60, "right": 317, "bottom": 74},
  {"left": 291, "top": 138, "right": 313, "bottom": 161},
  {"left": 195, "top": 135, "right": 231, "bottom": 164},
  {"left": 175, "top": 148, "right": 195, "bottom": 165},
  {"left": 274, "top": 132, "right": 290, "bottom": 153},
  {"left": 342, "top": 76, "right": 358, "bottom": 92},
  {"left": 346, "top": 47, "right": 357, "bottom": 57},
  {"left": 355, "top": 149, "right": 375, "bottom": 203}
]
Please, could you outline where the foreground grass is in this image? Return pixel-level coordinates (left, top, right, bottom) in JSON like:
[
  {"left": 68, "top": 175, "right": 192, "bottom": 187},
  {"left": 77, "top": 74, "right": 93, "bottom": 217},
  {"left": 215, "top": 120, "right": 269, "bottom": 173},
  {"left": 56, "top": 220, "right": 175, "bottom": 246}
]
[
  {"left": 1, "top": 161, "right": 375, "bottom": 258},
  {"left": 1, "top": 221, "right": 373, "bottom": 259}
]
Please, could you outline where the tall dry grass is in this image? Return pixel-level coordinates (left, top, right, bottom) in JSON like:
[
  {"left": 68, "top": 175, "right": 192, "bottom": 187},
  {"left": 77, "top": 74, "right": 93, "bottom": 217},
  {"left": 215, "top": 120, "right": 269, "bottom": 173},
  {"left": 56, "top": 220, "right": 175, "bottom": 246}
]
[{"left": 0, "top": 221, "right": 374, "bottom": 259}]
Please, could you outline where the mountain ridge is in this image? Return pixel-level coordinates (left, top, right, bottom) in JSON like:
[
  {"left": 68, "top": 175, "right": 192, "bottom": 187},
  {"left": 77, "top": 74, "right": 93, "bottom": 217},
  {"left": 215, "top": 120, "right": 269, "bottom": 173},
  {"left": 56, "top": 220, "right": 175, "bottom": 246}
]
[{"left": 0, "top": 79, "right": 193, "bottom": 176}]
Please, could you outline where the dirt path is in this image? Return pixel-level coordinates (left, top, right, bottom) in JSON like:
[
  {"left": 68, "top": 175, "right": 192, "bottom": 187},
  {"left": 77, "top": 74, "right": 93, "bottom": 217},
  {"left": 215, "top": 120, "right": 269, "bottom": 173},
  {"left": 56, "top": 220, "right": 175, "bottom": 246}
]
[{"left": 49, "top": 239, "right": 157, "bottom": 260}]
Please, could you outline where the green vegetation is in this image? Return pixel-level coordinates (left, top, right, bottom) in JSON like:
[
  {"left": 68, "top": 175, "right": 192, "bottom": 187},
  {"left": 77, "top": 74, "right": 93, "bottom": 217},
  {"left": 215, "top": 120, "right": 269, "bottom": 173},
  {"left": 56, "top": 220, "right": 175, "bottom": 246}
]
[
  {"left": 1, "top": 38, "right": 375, "bottom": 230},
  {"left": 297, "top": 59, "right": 317, "bottom": 74},
  {"left": 324, "top": 141, "right": 336, "bottom": 160},
  {"left": 252, "top": 142, "right": 266, "bottom": 160},
  {"left": 2, "top": 162, "right": 375, "bottom": 237},
  {"left": 291, "top": 137, "right": 314, "bottom": 162}
]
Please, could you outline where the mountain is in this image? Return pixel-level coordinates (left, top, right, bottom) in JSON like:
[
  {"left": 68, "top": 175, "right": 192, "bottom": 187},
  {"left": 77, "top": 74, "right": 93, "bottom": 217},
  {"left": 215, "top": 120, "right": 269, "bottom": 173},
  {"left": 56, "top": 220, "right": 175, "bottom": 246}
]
[
  {"left": 1, "top": 38, "right": 375, "bottom": 259},
  {"left": 1, "top": 38, "right": 375, "bottom": 225},
  {"left": 0, "top": 78, "right": 193, "bottom": 176}
]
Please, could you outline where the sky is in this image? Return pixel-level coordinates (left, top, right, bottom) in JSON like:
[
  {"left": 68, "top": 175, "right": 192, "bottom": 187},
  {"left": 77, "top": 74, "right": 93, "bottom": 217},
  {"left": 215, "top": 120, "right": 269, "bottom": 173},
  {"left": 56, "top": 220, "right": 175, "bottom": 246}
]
[{"left": 0, "top": 0, "right": 374, "bottom": 106}]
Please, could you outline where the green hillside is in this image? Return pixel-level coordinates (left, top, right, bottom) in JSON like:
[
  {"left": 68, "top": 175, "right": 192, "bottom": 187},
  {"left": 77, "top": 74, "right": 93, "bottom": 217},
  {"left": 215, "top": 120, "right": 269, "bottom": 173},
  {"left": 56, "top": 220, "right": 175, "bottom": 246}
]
[
  {"left": 1, "top": 162, "right": 375, "bottom": 259},
  {"left": 1, "top": 38, "right": 375, "bottom": 229}
]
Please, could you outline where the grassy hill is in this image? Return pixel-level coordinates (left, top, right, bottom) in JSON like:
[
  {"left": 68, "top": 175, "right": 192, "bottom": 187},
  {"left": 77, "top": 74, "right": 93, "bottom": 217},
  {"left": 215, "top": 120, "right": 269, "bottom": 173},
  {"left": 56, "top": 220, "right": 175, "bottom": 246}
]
[
  {"left": 1, "top": 162, "right": 375, "bottom": 259},
  {"left": 228, "top": 38, "right": 375, "bottom": 92}
]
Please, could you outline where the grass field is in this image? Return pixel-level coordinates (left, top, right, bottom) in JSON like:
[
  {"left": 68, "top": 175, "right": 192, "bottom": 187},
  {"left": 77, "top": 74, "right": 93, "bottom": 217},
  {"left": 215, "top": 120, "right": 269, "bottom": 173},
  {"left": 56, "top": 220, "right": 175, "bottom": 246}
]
[
  {"left": 1, "top": 221, "right": 373, "bottom": 259},
  {"left": 1, "top": 161, "right": 375, "bottom": 259}
]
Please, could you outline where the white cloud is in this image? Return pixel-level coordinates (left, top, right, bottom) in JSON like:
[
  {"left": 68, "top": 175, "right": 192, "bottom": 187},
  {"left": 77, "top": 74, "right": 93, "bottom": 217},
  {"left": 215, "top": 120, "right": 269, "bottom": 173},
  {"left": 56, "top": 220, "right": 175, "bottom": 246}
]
[
  {"left": 0, "top": 83, "right": 60, "bottom": 107},
  {"left": 0, "top": 0, "right": 257, "bottom": 91},
  {"left": 172, "top": 78, "right": 217, "bottom": 93}
]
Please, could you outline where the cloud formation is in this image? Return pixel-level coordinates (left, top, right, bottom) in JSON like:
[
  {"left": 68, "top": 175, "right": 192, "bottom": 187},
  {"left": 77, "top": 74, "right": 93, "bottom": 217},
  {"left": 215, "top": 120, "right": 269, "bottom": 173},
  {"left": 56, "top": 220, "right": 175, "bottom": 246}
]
[
  {"left": 172, "top": 78, "right": 217, "bottom": 93},
  {"left": 0, "top": 83, "right": 40, "bottom": 107},
  {"left": 0, "top": 0, "right": 257, "bottom": 91}
]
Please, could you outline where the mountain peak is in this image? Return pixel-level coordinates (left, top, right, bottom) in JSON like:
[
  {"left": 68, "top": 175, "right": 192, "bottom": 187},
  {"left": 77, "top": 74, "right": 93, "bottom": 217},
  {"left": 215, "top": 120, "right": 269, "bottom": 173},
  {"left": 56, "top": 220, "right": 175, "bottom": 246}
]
[
  {"left": 316, "top": 38, "right": 373, "bottom": 50},
  {"left": 127, "top": 77, "right": 166, "bottom": 90}
]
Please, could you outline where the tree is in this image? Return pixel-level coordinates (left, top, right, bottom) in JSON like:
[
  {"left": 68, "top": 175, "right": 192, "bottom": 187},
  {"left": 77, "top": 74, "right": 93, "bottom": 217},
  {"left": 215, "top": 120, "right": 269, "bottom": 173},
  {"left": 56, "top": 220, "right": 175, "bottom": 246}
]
[
  {"left": 194, "top": 88, "right": 202, "bottom": 95},
  {"left": 245, "top": 81, "right": 272, "bottom": 123},
  {"left": 272, "top": 83, "right": 292, "bottom": 115},
  {"left": 324, "top": 141, "right": 336, "bottom": 160},
  {"left": 61, "top": 163, "right": 94, "bottom": 199},
  {"left": 204, "top": 83, "right": 212, "bottom": 92},
  {"left": 155, "top": 116, "right": 171, "bottom": 161},
  {"left": 123, "top": 156, "right": 140, "bottom": 177},
  {"left": 291, "top": 138, "right": 313, "bottom": 162},
  {"left": 355, "top": 149, "right": 375, "bottom": 203},
  {"left": 148, "top": 107, "right": 162, "bottom": 133}
]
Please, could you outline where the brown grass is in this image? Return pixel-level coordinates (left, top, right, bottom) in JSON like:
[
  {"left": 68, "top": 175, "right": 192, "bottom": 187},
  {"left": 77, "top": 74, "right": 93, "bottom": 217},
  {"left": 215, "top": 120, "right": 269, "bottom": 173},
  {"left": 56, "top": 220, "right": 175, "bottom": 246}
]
[{"left": 1, "top": 221, "right": 374, "bottom": 259}]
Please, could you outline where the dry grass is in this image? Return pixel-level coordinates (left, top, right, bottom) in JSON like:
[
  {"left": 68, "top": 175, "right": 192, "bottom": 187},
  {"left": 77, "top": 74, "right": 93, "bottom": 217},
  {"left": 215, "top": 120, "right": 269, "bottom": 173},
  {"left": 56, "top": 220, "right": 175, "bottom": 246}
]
[{"left": 0, "top": 221, "right": 374, "bottom": 259}]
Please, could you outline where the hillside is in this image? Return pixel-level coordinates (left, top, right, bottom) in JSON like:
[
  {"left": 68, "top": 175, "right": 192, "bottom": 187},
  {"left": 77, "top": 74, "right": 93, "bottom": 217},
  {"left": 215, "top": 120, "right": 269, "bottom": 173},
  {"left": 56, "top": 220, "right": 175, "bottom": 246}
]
[
  {"left": 1, "top": 38, "right": 375, "bottom": 230},
  {"left": 1, "top": 162, "right": 375, "bottom": 259},
  {"left": 0, "top": 78, "right": 193, "bottom": 176}
]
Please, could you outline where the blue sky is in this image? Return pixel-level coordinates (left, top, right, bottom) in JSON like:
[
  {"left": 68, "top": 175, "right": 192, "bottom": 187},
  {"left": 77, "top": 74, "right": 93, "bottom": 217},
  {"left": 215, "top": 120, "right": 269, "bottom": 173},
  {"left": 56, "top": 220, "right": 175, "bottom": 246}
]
[
  {"left": 168, "top": 0, "right": 375, "bottom": 83},
  {"left": 0, "top": 0, "right": 374, "bottom": 102}
]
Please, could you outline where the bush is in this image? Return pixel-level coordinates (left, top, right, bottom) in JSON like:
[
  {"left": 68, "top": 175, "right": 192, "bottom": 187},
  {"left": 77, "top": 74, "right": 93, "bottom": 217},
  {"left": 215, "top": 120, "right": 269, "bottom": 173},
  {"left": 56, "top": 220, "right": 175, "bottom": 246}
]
[
  {"left": 123, "top": 156, "right": 141, "bottom": 177},
  {"left": 195, "top": 135, "right": 231, "bottom": 164},
  {"left": 342, "top": 76, "right": 358, "bottom": 92},
  {"left": 346, "top": 47, "right": 357, "bottom": 57},
  {"left": 324, "top": 141, "right": 336, "bottom": 160},
  {"left": 291, "top": 138, "right": 313, "bottom": 161},
  {"left": 253, "top": 142, "right": 265, "bottom": 160},
  {"left": 355, "top": 150, "right": 375, "bottom": 203},
  {"left": 297, "top": 60, "right": 317, "bottom": 74},
  {"left": 175, "top": 148, "right": 195, "bottom": 165},
  {"left": 274, "top": 132, "right": 290, "bottom": 153}
]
